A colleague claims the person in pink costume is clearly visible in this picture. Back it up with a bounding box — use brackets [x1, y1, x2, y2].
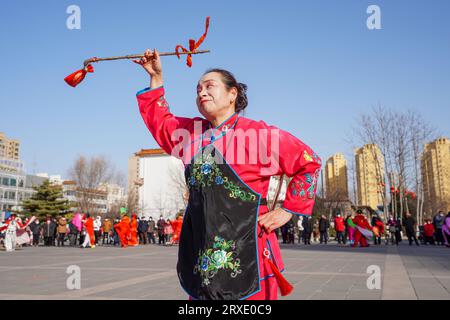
[443, 212, 450, 247]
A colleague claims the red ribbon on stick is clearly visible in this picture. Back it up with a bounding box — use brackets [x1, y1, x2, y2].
[176, 16, 210, 67]
[64, 17, 211, 87]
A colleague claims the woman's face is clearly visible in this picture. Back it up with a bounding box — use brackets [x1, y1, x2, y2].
[196, 72, 237, 120]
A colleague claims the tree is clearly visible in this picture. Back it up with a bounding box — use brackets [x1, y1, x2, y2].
[312, 196, 327, 221]
[351, 106, 436, 223]
[68, 155, 115, 213]
[408, 111, 436, 224]
[21, 180, 70, 218]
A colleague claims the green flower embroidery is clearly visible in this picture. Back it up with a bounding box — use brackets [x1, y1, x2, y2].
[194, 236, 242, 287]
[188, 152, 257, 202]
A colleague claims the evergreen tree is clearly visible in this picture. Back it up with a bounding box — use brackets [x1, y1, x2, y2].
[21, 180, 71, 218]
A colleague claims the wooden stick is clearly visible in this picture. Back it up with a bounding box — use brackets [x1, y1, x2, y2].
[258, 174, 285, 238]
[83, 50, 210, 67]
[271, 174, 285, 211]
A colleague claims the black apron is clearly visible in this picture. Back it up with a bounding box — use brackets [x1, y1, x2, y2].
[177, 144, 261, 300]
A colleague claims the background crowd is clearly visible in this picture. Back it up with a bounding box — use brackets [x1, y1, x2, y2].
[281, 210, 450, 248]
[0, 211, 184, 250]
[2, 209, 449, 251]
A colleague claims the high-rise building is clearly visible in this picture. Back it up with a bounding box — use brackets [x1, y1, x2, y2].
[0, 132, 20, 161]
[0, 132, 22, 173]
[325, 153, 349, 200]
[355, 144, 385, 210]
[422, 137, 450, 213]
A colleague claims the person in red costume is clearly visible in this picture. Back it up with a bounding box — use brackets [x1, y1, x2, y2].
[423, 218, 435, 245]
[133, 49, 321, 300]
[114, 214, 131, 248]
[128, 214, 139, 246]
[372, 215, 385, 245]
[352, 210, 373, 248]
[334, 213, 345, 244]
[170, 215, 184, 245]
[81, 213, 95, 248]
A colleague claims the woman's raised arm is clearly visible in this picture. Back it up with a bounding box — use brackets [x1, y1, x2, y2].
[134, 49, 200, 157]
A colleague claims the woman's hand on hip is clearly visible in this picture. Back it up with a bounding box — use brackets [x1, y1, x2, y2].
[258, 208, 292, 234]
[133, 48, 163, 88]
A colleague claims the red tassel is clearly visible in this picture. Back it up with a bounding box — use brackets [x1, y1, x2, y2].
[64, 64, 94, 87]
[267, 258, 293, 296]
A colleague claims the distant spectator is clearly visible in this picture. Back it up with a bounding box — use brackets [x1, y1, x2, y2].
[280, 223, 288, 244]
[387, 215, 399, 245]
[371, 214, 384, 245]
[164, 219, 173, 245]
[102, 218, 113, 245]
[94, 216, 102, 245]
[345, 213, 355, 246]
[313, 220, 319, 243]
[423, 218, 435, 245]
[29, 218, 41, 246]
[53, 217, 58, 246]
[286, 218, 295, 244]
[68, 219, 79, 247]
[57, 217, 68, 247]
[157, 215, 166, 245]
[433, 211, 445, 245]
[319, 215, 330, 244]
[302, 216, 312, 245]
[297, 216, 304, 244]
[42, 216, 57, 246]
[334, 213, 345, 244]
[112, 219, 120, 246]
[395, 218, 402, 243]
[403, 213, 419, 246]
[147, 217, 156, 244]
[138, 217, 149, 244]
[443, 212, 450, 247]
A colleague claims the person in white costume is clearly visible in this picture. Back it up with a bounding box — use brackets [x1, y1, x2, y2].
[3, 214, 20, 252]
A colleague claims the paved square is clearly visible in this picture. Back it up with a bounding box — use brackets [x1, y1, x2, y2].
[1, 242, 449, 300]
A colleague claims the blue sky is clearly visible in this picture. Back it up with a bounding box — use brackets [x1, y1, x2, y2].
[1, 0, 449, 183]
